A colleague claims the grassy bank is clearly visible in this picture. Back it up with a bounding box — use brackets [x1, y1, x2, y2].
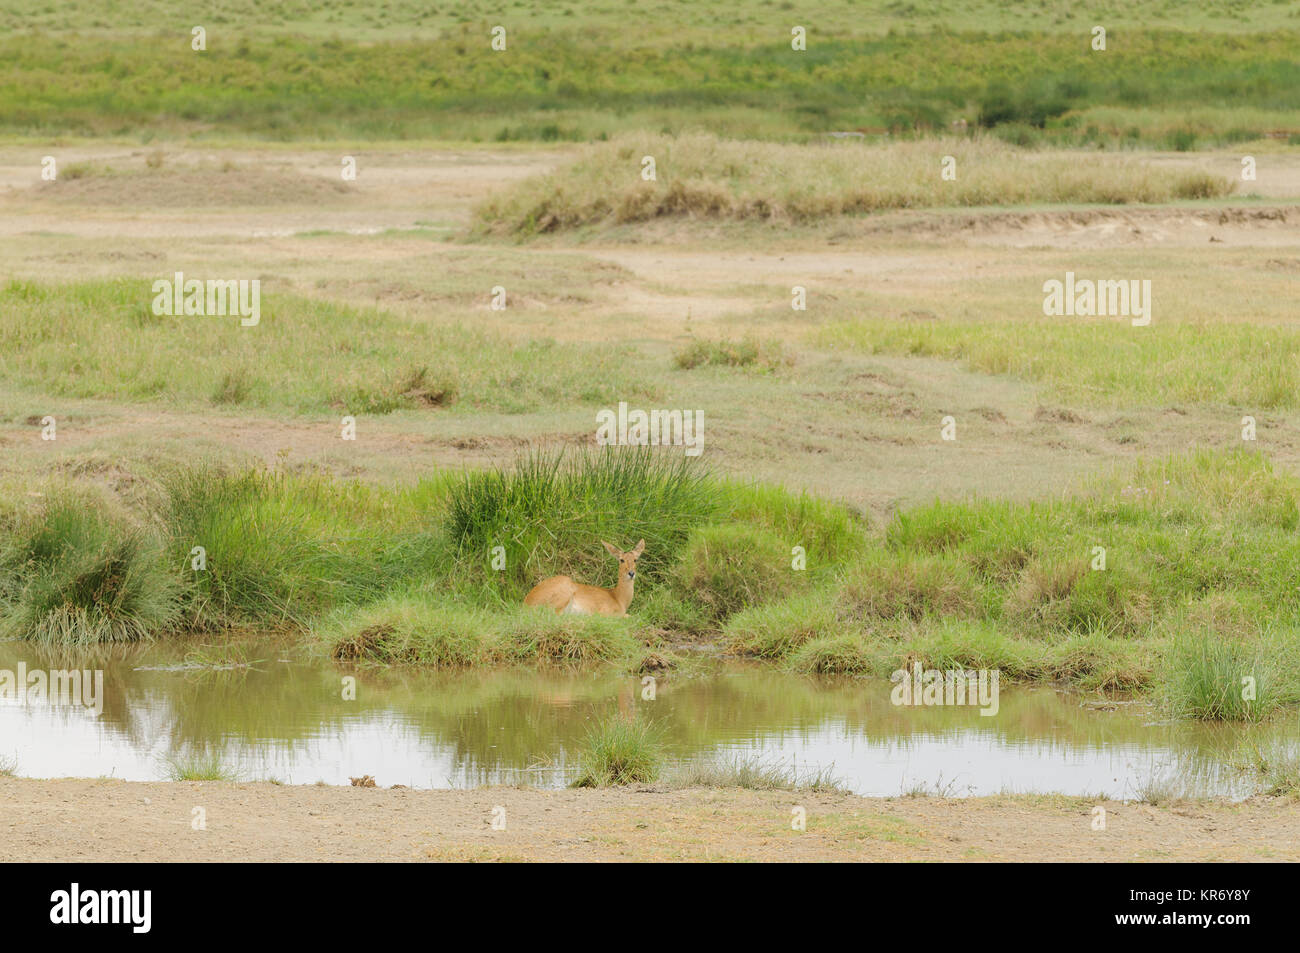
[3, 27, 1298, 144]
[722, 450, 1300, 720]
[475, 134, 1233, 235]
[2, 447, 1299, 721]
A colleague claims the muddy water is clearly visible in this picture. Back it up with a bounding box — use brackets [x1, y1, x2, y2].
[1, 640, 1293, 798]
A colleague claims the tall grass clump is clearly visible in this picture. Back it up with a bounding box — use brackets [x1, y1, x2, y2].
[162, 464, 446, 631]
[674, 336, 788, 372]
[445, 448, 721, 599]
[570, 714, 663, 787]
[897, 619, 1047, 681]
[1045, 630, 1153, 693]
[488, 610, 642, 665]
[722, 481, 866, 568]
[723, 591, 842, 659]
[837, 552, 985, 622]
[0, 495, 179, 644]
[1158, 630, 1300, 722]
[786, 634, 885, 676]
[162, 751, 240, 782]
[320, 595, 490, 667]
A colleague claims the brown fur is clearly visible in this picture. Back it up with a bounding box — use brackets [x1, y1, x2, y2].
[523, 540, 645, 617]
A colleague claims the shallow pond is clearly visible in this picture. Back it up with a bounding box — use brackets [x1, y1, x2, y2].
[1, 639, 1294, 798]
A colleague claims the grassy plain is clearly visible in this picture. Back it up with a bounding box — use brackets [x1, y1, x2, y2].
[1, 7, 1299, 731]
[2, 10, 1299, 145]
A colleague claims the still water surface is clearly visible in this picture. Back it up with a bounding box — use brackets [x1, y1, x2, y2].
[1, 640, 1293, 798]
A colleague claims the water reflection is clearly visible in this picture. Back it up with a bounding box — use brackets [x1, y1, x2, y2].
[1, 640, 1294, 797]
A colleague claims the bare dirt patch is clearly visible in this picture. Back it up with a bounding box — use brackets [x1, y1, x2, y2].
[0, 777, 1293, 862]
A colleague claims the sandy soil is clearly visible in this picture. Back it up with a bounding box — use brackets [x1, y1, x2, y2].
[1, 777, 1295, 862]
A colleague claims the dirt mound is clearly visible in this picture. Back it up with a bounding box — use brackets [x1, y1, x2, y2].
[881, 204, 1300, 249]
[909, 204, 1293, 234]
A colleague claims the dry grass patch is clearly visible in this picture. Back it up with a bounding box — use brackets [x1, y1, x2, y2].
[476, 133, 1235, 235]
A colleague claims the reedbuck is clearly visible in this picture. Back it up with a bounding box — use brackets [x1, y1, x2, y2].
[523, 540, 645, 617]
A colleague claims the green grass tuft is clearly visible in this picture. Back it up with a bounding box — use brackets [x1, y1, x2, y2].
[673, 523, 802, 625]
[162, 751, 240, 782]
[570, 714, 663, 787]
[674, 336, 788, 372]
[162, 463, 447, 631]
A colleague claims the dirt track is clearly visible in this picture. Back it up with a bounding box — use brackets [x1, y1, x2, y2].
[2, 777, 1295, 862]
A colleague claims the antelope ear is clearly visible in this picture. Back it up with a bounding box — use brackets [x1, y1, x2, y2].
[602, 540, 620, 557]
[632, 539, 645, 556]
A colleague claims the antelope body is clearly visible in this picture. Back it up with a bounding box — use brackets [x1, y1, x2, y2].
[524, 540, 645, 617]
